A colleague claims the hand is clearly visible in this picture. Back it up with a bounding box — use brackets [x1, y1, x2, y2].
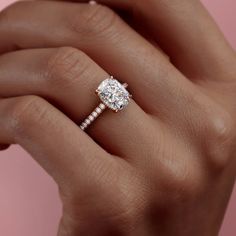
[0, 1, 235, 235]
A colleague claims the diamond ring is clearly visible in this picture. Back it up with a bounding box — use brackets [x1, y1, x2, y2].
[80, 76, 132, 131]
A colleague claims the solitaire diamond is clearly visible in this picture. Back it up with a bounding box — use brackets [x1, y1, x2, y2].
[80, 76, 131, 131]
[96, 77, 131, 112]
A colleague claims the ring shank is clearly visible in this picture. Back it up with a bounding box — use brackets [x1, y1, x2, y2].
[80, 103, 106, 131]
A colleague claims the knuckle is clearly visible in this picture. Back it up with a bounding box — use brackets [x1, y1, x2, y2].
[160, 160, 206, 200]
[172, 176, 202, 199]
[166, 176, 205, 201]
[8, 96, 50, 138]
[45, 47, 90, 88]
[69, 5, 117, 37]
[190, 92, 235, 170]
[204, 109, 235, 168]
[207, 111, 233, 143]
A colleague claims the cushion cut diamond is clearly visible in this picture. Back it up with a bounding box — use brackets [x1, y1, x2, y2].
[96, 77, 130, 111]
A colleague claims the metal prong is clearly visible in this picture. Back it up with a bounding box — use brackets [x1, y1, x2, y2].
[129, 94, 133, 98]
[89, 1, 97, 5]
[95, 89, 99, 95]
[123, 83, 128, 88]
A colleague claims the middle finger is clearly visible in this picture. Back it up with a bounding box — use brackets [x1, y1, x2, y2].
[0, 0, 191, 116]
[0, 47, 156, 159]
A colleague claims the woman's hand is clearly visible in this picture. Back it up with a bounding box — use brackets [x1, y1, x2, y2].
[0, 0, 235, 235]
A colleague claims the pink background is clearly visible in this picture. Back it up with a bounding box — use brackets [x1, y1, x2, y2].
[0, 0, 235, 235]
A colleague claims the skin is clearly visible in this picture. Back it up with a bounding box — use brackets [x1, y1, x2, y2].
[0, 0, 236, 235]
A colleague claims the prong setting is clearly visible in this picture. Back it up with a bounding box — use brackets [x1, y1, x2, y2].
[80, 76, 131, 131]
[123, 83, 128, 88]
[96, 76, 131, 112]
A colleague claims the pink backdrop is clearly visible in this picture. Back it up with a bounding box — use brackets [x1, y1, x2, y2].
[0, 0, 235, 235]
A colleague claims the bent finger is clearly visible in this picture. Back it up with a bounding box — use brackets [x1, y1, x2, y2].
[0, 47, 156, 160]
[72, 0, 236, 81]
[0, 0, 185, 113]
[0, 95, 113, 184]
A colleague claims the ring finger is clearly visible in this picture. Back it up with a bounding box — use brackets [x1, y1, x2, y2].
[0, 47, 157, 159]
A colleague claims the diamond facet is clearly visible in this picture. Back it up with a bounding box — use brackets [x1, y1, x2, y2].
[96, 78, 130, 111]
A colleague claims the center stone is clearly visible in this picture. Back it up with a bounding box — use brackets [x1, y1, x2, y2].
[96, 78, 130, 112]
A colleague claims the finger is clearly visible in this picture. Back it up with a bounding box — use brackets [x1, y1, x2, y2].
[136, 0, 235, 80]
[0, 0, 204, 143]
[72, 0, 235, 81]
[0, 0, 189, 115]
[0, 47, 156, 159]
[0, 95, 112, 183]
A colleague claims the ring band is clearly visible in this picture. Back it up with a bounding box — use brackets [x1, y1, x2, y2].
[80, 76, 132, 131]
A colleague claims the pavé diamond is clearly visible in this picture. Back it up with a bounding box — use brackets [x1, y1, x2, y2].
[96, 77, 130, 112]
